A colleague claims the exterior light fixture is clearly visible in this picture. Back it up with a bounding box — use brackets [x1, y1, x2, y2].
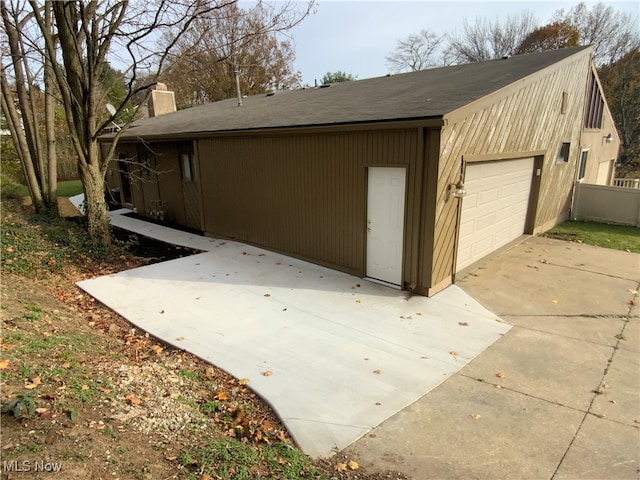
[449, 179, 467, 199]
[605, 133, 613, 143]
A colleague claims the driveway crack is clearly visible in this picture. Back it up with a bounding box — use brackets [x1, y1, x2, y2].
[550, 305, 634, 479]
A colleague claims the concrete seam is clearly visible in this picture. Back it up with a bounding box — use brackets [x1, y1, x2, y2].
[508, 324, 622, 349]
[550, 306, 632, 479]
[456, 373, 590, 413]
[543, 260, 638, 282]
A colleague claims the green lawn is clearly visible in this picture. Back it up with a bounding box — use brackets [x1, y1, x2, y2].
[16, 179, 83, 198]
[544, 220, 640, 254]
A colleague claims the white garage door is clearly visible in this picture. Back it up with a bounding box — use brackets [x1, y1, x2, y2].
[456, 158, 534, 271]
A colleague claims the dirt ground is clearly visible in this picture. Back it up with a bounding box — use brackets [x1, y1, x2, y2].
[0, 199, 408, 480]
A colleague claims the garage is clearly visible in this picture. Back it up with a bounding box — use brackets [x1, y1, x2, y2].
[456, 157, 535, 271]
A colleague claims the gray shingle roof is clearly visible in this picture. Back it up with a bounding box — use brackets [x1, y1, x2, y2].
[114, 46, 589, 140]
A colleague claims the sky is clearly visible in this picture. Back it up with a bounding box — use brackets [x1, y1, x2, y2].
[279, 0, 640, 85]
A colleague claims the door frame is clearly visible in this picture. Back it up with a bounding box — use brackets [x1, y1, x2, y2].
[364, 166, 407, 288]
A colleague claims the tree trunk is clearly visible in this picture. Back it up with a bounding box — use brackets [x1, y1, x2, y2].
[80, 160, 111, 247]
[44, 0, 58, 211]
[0, 69, 45, 212]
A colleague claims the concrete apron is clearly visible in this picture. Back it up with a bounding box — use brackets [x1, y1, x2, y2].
[75, 204, 510, 458]
[344, 236, 639, 479]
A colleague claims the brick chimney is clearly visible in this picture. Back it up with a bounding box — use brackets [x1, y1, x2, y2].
[148, 83, 176, 117]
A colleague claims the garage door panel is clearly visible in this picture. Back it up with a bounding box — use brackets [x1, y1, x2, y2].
[479, 188, 500, 205]
[456, 158, 534, 271]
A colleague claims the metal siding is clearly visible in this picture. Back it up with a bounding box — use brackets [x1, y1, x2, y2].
[154, 143, 187, 226]
[198, 130, 418, 278]
[433, 53, 592, 285]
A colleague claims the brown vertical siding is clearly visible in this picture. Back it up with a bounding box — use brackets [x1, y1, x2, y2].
[151, 143, 186, 225]
[197, 129, 419, 278]
[433, 50, 592, 285]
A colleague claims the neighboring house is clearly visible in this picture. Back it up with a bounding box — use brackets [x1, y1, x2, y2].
[101, 46, 620, 296]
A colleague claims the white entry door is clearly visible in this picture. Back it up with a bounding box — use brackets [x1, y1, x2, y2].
[366, 167, 406, 286]
[456, 158, 534, 271]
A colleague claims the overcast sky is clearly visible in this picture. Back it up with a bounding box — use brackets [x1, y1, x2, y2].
[283, 0, 639, 85]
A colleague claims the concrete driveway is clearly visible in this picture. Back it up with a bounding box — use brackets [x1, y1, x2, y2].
[75, 207, 510, 458]
[345, 236, 639, 479]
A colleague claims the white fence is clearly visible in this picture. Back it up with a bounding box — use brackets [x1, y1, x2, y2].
[573, 182, 640, 227]
[612, 178, 640, 189]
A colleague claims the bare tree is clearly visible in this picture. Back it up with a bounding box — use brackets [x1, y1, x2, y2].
[385, 29, 443, 73]
[2, 1, 313, 246]
[160, 2, 310, 107]
[446, 12, 538, 63]
[553, 2, 640, 66]
[1, 0, 57, 212]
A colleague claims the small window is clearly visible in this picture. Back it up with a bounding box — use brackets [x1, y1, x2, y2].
[584, 72, 604, 129]
[180, 153, 193, 181]
[556, 142, 570, 164]
[561, 91, 568, 114]
[577, 150, 588, 180]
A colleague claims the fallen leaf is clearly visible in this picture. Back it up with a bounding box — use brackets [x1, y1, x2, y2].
[449, 351, 458, 356]
[214, 390, 229, 401]
[262, 420, 276, 431]
[416, 312, 422, 316]
[263, 370, 273, 377]
[62, 362, 71, 369]
[629, 289, 638, 295]
[25, 376, 42, 389]
[348, 460, 359, 470]
[551, 299, 559, 304]
[125, 394, 142, 405]
[373, 369, 382, 375]
[238, 378, 250, 385]
[335, 463, 347, 472]
[81, 384, 90, 391]
[35, 408, 48, 414]
[101, 388, 112, 394]
[458, 322, 469, 326]
[495, 372, 505, 378]
[0, 359, 9, 370]
[495, 318, 505, 323]
[264, 293, 271, 297]
[471, 414, 481, 420]
[355, 299, 361, 303]
[200, 474, 213, 480]
[151, 345, 164, 355]
[176, 336, 185, 341]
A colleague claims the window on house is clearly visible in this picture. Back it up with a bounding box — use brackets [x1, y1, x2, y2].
[178, 141, 195, 182]
[578, 150, 588, 180]
[561, 91, 568, 114]
[180, 153, 193, 181]
[556, 142, 570, 164]
[584, 72, 604, 129]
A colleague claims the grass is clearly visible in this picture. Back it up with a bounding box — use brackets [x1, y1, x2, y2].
[15, 179, 83, 198]
[178, 439, 326, 480]
[544, 220, 640, 253]
[1, 200, 121, 276]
